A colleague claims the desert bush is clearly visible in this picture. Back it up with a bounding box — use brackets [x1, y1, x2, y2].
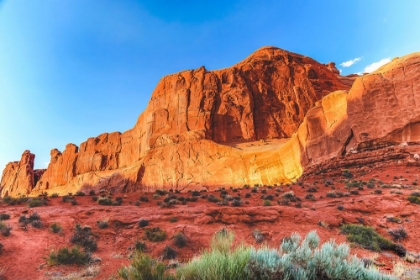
[89, 190, 96, 196]
[177, 230, 250, 280]
[138, 219, 149, 228]
[252, 229, 264, 243]
[231, 199, 242, 207]
[47, 246, 90, 265]
[337, 205, 345, 211]
[97, 220, 109, 229]
[145, 227, 166, 242]
[118, 253, 175, 280]
[50, 223, 62, 234]
[75, 191, 85, 196]
[343, 169, 353, 179]
[28, 198, 47, 208]
[350, 190, 359, 195]
[247, 231, 394, 280]
[50, 193, 59, 198]
[374, 189, 383, 194]
[140, 196, 149, 202]
[191, 190, 201, 197]
[407, 195, 420, 204]
[135, 241, 146, 252]
[0, 222, 11, 237]
[307, 187, 317, 193]
[341, 224, 405, 256]
[173, 232, 187, 248]
[31, 220, 43, 228]
[305, 194, 316, 201]
[28, 212, 41, 222]
[70, 224, 97, 252]
[169, 217, 178, 223]
[162, 245, 177, 260]
[263, 200, 271, 206]
[388, 227, 408, 241]
[98, 197, 113, 205]
[283, 191, 295, 199]
[0, 214, 10, 220]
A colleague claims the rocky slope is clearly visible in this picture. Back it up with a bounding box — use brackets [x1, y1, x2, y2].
[1, 48, 420, 196]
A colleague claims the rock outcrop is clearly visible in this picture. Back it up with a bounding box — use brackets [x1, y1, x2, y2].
[1, 47, 419, 196]
[0, 151, 45, 196]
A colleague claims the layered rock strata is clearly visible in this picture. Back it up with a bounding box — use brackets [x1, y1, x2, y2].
[1, 48, 419, 196]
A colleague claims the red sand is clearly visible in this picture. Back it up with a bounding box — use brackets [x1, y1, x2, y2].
[1, 163, 420, 279]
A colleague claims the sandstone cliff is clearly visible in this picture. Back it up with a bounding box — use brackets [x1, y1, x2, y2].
[2, 47, 419, 196]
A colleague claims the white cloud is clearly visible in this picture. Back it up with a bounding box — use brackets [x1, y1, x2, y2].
[340, 57, 361, 67]
[363, 58, 391, 73]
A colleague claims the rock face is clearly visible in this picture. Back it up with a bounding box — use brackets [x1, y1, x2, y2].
[0, 151, 45, 196]
[1, 47, 419, 196]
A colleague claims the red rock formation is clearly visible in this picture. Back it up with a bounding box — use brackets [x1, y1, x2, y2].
[0, 150, 45, 196]
[3, 47, 419, 196]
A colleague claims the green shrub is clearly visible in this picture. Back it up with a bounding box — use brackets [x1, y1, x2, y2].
[341, 224, 405, 256]
[173, 232, 187, 248]
[98, 197, 113, 205]
[138, 219, 149, 228]
[28, 198, 47, 208]
[97, 220, 108, 229]
[408, 195, 420, 204]
[0, 222, 11, 237]
[70, 224, 97, 252]
[162, 245, 177, 260]
[135, 241, 146, 252]
[177, 230, 250, 280]
[50, 223, 62, 234]
[47, 246, 90, 265]
[118, 253, 175, 280]
[170, 217, 178, 223]
[145, 227, 166, 242]
[0, 214, 10, 220]
[263, 200, 271, 206]
[75, 191, 85, 196]
[50, 193, 59, 198]
[247, 231, 394, 280]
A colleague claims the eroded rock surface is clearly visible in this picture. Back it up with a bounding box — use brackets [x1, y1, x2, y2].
[2, 48, 420, 196]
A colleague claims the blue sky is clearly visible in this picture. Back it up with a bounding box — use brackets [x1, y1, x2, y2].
[0, 0, 419, 172]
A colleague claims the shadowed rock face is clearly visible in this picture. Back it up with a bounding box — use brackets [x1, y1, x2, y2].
[2, 48, 419, 196]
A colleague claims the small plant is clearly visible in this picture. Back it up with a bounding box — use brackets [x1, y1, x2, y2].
[374, 189, 383, 194]
[169, 217, 178, 223]
[341, 224, 405, 256]
[408, 195, 420, 204]
[343, 169, 353, 179]
[145, 227, 166, 242]
[134, 241, 146, 252]
[0, 222, 11, 236]
[138, 219, 149, 228]
[50, 193, 59, 198]
[307, 187, 317, 193]
[252, 229, 264, 243]
[50, 223, 62, 234]
[263, 200, 271, 206]
[231, 199, 242, 207]
[388, 227, 408, 241]
[337, 205, 345, 211]
[326, 191, 337, 198]
[89, 190, 96, 196]
[173, 232, 187, 248]
[162, 245, 177, 260]
[350, 190, 359, 195]
[70, 224, 97, 252]
[98, 197, 113, 205]
[47, 246, 90, 265]
[283, 191, 295, 199]
[28, 198, 47, 208]
[140, 196, 149, 202]
[118, 253, 175, 280]
[0, 214, 10, 220]
[31, 220, 43, 228]
[97, 220, 109, 229]
[75, 191, 86, 196]
[386, 216, 402, 224]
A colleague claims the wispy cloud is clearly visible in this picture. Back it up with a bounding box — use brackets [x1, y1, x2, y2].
[363, 58, 391, 73]
[340, 57, 361, 67]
